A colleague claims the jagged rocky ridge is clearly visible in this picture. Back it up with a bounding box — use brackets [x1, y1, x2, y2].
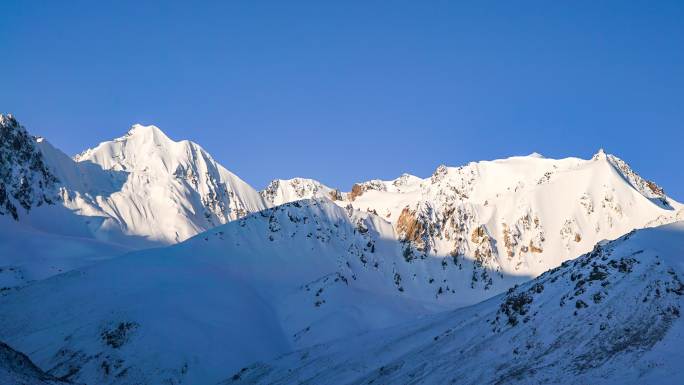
[260, 178, 341, 206]
[0, 114, 58, 220]
[230, 221, 684, 385]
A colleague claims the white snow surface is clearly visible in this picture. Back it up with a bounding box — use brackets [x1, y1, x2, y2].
[2, 196, 682, 385]
[232, 221, 684, 385]
[0, 213, 129, 289]
[0, 199, 445, 384]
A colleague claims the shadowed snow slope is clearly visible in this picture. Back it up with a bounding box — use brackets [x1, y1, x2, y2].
[231, 221, 684, 385]
[0, 199, 458, 384]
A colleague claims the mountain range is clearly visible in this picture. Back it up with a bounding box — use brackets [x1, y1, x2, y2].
[0, 113, 682, 384]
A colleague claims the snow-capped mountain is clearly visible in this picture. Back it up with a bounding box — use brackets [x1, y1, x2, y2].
[231, 221, 684, 385]
[339, 150, 683, 289]
[2, 113, 683, 384]
[1, 116, 272, 289]
[7, 114, 682, 291]
[67, 124, 268, 245]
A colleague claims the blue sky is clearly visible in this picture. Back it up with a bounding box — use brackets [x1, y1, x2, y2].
[2, 1, 683, 198]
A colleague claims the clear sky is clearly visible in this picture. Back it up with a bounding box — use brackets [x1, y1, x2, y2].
[2, 1, 683, 198]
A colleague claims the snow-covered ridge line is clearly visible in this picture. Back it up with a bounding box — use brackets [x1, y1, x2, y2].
[260, 177, 342, 206]
[4, 113, 683, 294]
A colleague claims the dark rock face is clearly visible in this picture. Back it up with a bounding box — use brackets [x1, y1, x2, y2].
[0, 114, 58, 220]
[0, 340, 66, 384]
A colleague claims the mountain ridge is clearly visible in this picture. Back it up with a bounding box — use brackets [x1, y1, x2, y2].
[2, 113, 682, 292]
[1, 114, 683, 384]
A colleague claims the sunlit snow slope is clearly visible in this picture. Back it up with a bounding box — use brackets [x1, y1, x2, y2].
[68, 124, 268, 245]
[334, 151, 683, 287]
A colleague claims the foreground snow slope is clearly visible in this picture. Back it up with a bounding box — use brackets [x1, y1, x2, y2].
[232, 222, 684, 385]
[0, 199, 451, 385]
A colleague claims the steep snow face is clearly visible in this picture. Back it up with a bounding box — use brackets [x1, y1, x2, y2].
[344, 152, 683, 289]
[0, 114, 58, 220]
[232, 222, 684, 385]
[260, 178, 341, 206]
[64, 124, 268, 245]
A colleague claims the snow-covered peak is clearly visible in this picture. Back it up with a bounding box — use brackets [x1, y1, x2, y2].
[125, 123, 168, 138]
[75, 124, 182, 172]
[110, 123, 174, 148]
[592, 147, 608, 161]
[64, 124, 269, 244]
